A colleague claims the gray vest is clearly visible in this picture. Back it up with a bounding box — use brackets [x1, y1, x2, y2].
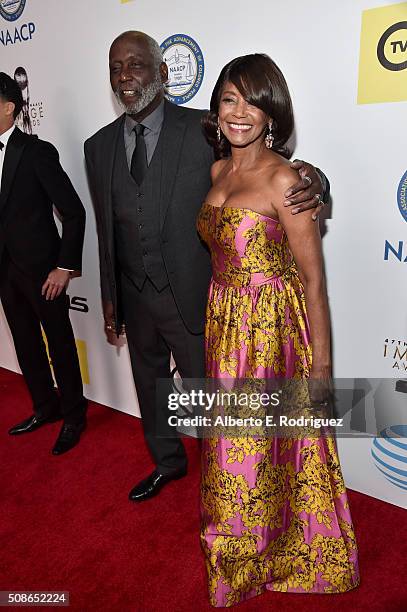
[111, 131, 168, 291]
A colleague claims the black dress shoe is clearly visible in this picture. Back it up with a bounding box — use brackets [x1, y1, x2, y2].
[129, 468, 187, 502]
[52, 420, 86, 455]
[8, 413, 62, 435]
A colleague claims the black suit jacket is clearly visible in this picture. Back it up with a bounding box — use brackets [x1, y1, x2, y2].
[0, 127, 86, 279]
[84, 100, 214, 335]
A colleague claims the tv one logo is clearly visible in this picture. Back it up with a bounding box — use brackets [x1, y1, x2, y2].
[358, 3, 407, 104]
[377, 21, 407, 71]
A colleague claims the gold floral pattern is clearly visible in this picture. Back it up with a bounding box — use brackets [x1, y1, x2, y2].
[197, 203, 360, 607]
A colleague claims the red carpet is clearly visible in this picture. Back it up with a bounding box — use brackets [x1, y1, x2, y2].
[0, 367, 406, 612]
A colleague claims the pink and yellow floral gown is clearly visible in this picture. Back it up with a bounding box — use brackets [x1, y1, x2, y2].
[196, 202, 360, 607]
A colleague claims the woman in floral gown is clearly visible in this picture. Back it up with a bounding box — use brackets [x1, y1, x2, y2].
[196, 54, 360, 607]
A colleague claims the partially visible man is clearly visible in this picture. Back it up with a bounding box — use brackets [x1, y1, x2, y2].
[0, 72, 87, 455]
[85, 31, 328, 501]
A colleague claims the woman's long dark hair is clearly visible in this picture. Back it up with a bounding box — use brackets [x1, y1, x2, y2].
[202, 53, 294, 159]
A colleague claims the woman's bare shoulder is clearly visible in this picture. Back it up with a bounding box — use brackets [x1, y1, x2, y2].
[210, 158, 229, 183]
[267, 158, 298, 197]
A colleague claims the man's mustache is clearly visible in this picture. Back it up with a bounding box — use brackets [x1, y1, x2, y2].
[116, 85, 143, 97]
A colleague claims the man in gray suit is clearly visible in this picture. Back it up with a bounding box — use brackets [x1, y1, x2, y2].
[85, 31, 327, 502]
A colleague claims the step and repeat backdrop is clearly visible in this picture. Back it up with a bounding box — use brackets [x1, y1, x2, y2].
[1, 0, 406, 507]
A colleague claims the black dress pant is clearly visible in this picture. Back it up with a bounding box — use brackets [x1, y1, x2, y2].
[0, 255, 86, 424]
[121, 275, 205, 475]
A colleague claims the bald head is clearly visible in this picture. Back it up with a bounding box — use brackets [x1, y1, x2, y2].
[110, 31, 163, 68]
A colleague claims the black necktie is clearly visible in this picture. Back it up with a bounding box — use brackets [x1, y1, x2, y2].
[131, 124, 147, 186]
[0, 142, 4, 151]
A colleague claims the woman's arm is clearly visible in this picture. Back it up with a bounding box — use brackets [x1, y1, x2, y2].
[270, 165, 331, 381]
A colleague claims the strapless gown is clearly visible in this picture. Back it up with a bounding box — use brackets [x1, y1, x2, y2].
[196, 202, 360, 607]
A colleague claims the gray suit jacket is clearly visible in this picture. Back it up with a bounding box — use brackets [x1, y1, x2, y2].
[84, 100, 214, 334]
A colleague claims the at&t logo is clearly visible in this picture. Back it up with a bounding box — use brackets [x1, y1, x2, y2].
[372, 425, 407, 490]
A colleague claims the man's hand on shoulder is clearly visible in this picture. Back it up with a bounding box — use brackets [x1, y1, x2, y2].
[285, 159, 325, 221]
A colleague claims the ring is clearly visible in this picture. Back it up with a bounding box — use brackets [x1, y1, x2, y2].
[315, 194, 324, 205]
[304, 176, 312, 186]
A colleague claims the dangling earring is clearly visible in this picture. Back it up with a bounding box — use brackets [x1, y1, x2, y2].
[217, 118, 221, 143]
[265, 121, 274, 149]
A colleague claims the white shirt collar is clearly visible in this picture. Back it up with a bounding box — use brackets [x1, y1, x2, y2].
[0, 124, 16, 151]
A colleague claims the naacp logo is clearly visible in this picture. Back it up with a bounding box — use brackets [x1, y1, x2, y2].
[0, 0, 26, 21]
[383, 171, 407, 263]
[377, 21, 407, 71]
[397, 170, 407, 222]
[160, 34, 204, 105]
[0, 0, 34, 45]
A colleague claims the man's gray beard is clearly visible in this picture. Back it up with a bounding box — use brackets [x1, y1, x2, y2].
[115, 76, 163, 115]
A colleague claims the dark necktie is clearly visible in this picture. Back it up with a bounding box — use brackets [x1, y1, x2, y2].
[131, 124, 147, 186]
[0, 142, 4, 151]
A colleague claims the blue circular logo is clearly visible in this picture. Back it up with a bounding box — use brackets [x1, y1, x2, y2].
[397, 170, 407, 223]
[372, 425, 407, 490]
[0, 0, 26, 21]
[160, 34, 204, 105]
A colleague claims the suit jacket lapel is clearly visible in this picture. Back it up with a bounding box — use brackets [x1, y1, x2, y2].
[0, 127, 27, 214]
[100, 114, 125, 250]
[159, 100, 187, 231]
